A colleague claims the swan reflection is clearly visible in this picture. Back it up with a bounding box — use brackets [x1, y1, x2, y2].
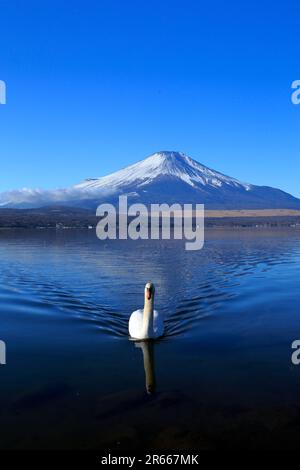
[135, 340, 156, 394]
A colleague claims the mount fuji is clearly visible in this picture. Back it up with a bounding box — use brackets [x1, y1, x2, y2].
[1, 151, 300, 210]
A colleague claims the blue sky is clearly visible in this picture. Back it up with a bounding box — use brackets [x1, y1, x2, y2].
[1, 0, 300, 196]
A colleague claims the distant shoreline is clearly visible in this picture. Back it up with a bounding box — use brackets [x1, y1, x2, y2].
[0, 207, 300, 229]
[205, 209, 300, 217]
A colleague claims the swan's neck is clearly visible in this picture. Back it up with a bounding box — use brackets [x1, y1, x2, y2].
[142, 297, 154, 338]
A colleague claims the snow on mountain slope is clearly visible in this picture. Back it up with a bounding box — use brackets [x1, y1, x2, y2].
[1, 151, 300, 210]
[74, 151, 252, 192]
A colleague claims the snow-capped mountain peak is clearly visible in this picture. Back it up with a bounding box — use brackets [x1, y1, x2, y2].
[1, 151, 300, 210]
[74, 151, 251, 192]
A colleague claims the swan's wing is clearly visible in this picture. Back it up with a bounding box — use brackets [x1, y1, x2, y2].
[128, 309, 143, 339]
[153, 310, 164, 337]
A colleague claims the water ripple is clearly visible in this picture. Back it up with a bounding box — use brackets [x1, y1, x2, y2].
[1, 230, 300, 339]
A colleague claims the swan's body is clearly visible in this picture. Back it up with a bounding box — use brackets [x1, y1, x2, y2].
[129, 283, 164, 340]
[129, 308, 163, 340]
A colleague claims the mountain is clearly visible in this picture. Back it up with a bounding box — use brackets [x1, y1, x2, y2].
[1, 151, 300, 210]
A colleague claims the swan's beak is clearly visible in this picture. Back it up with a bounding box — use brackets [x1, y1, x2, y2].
[146, 287, 152, 300]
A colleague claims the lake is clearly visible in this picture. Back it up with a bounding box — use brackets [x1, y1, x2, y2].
[1, 229, 300, 450]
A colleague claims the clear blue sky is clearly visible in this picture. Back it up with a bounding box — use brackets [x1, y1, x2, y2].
[1, 0, 300, 196]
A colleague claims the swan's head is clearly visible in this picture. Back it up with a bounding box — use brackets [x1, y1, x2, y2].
[145, 282, 155, 301]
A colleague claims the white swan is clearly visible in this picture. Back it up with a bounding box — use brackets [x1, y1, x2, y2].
[129, 282, 164, 340]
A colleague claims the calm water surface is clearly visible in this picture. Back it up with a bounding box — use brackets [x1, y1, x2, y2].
[1, 229, 300, 449]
